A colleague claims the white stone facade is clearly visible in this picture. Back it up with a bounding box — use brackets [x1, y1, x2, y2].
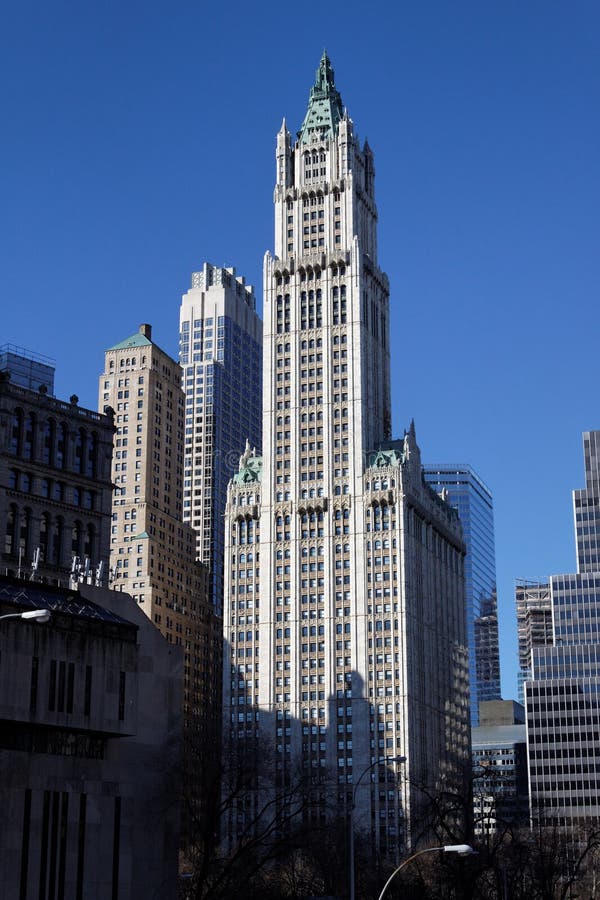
[223, 54, 469, 855]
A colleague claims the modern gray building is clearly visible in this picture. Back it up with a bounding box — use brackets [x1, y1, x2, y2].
[526, 431, 600, 826]
[0, 575, 182, 900]
[423, 465, 501, 725]
[179, 263, 262, 615]
[223, 53, 470, 859]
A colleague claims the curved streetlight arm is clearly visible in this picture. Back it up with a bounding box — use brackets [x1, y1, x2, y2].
[0, 609, 51, 623]
[352, 755, 407, 807]
[377, 844, 475, 900]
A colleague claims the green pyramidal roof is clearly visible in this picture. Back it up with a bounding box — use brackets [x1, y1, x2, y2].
[298, 51, 344, 144]
[106, 332, 152, 351]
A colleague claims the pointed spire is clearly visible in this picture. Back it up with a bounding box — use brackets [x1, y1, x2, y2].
[298, 52, 344, 144]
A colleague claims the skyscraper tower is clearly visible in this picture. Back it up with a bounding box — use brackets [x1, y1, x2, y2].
[423, 465, 501, 725]
[179, 264, 262, 613]
[223, 54, 470, 856]
[100, 325, 219, 740]
[526, 431, 600, 825]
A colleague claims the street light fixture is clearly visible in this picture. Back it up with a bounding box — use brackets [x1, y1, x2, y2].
[0, 609, 51, 624]
[349, 755, 406, 900]
[377, 843, 476, 900]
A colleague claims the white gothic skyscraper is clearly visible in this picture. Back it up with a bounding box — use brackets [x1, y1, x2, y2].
[223, 54, 470, 855]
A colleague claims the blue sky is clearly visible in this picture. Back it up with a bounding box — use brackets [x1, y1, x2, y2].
[1, 2, 599, 699]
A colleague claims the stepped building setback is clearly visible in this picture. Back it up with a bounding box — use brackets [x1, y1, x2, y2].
[223, 53, 470, 856]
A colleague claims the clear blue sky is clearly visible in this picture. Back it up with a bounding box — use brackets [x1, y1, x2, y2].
[1, 2, 599, 699]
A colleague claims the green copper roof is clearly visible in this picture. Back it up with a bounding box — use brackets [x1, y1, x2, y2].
[233, 441, 263, 484]
[106, 332, 152, 351]
[298, 51, 344, 144]
[367, 447, 403, 470]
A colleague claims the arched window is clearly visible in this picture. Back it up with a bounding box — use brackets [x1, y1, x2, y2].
[51, 517, 64, 565]
[11, 409, 23, 455]
[19, 507, 31, 556]
[84, 524, 94, 559]
[71, 521, 83, 557]
[42, 418, 56, 465]
[4, 504, 17, 555]
[86, 432, 97, 477]
[39, 513, 50, 561]
[56, 423, 68, 469]
[23, 413, 35, 460]
[75, 428, 86, 474]
[9, 469, 18, 489]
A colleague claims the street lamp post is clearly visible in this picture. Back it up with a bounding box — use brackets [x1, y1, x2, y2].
[377, 843, 476, 900]
[349, 755, 405, 900]
[0, 609, 51, 623]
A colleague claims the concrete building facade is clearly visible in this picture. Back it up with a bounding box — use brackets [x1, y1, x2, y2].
[0, 575, 182, 900]
[223, 53, 470, 858]
[179, 262, 262, 615]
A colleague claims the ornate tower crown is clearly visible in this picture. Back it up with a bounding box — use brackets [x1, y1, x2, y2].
[297, 50, 344, 144]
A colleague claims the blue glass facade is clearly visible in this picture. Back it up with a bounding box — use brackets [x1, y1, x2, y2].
[423, 464, 501, 725]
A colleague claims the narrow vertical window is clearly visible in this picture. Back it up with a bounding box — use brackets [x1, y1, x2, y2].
[29, 657, 39, 712]
[48, 659, 57, 711]
[118, 672, 126, 721]
[57, 660, 66, 713]
[112, 796, 122, 900]
[39, 791, 51, 897]
[76, 794, 87, 900]
[57, 792, 69, 897]
[19, 789, 31, 900]
[84, 666, 92, 716]
[66, 663, 75, 714]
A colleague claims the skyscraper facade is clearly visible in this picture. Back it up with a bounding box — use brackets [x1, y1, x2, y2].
[423, 465, 501, 725]
[100, 325, 219, 739]
[223, 54, 470, 856]
[526, 431, 600, 825]
[179, 264, 262, 614]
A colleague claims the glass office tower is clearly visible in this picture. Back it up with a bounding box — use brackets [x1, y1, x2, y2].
[423, 464, 501, 725]
[179, 263, 262, 614]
